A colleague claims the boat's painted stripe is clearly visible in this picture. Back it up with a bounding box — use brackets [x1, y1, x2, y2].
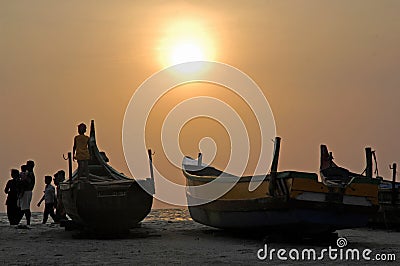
[343, 195, 372, 206]
[295, 192, 327, 202]
[295, 192, 373, 206]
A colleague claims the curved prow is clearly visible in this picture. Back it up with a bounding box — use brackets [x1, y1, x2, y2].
[320, 145, 351, 183]
[90, 119, 96, 140]
[88, 120, 109, 163]
[320, 145, 338, 171]
[85, 120, 130, 181]
[88, 120, 100, 163]
[320, 145, 367, 186]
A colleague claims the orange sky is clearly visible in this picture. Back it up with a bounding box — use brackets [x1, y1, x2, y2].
[1, 1, 400, 212]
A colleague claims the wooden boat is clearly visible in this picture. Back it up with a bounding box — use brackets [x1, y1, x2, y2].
[182, 138, 380, 235]
[370, 163, 400, 229]
[60, 120, 154, 233]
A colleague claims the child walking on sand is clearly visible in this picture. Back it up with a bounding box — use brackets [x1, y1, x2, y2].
[73, 123, 90, 178]
[37, 176, 56, 224]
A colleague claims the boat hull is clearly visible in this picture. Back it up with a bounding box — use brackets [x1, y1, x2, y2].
[183, 157, 380, 234]
[61, 179, 153, 232]
[60, 121, 154, 233]
[188, 195, 376, 234]
[369, 183, 400, 229]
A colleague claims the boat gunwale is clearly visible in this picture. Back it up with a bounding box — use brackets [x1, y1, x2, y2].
[183, 164, 381, 185]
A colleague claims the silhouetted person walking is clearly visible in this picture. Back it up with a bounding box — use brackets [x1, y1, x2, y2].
[37, 176, 56, 224]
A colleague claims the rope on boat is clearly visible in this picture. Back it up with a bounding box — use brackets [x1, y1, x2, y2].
[360, 168, 366, 175]
[359, 150, 379, 177]
[372, 150, 379, 177]
[344, 176, 357, 191]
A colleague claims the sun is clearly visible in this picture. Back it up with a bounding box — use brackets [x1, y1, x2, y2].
[159, 19, 215, 68]
[170, 41, 205, 65]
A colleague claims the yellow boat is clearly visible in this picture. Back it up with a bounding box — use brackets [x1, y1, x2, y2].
[183, 138, 380, 235]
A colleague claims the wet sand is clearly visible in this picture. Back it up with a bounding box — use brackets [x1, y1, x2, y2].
[0, 209, 399, 265]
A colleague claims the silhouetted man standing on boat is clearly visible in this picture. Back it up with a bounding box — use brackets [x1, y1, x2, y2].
[73, 123, 90, 178]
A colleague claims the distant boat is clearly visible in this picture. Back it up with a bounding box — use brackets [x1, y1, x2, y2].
[60, 120, 154, 233]
[182, 137, 380, 235]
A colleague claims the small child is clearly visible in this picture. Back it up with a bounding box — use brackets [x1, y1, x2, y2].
[73, 123, 90, 178]
[53, 170, 67, 222]
[37, 176, 56, 224]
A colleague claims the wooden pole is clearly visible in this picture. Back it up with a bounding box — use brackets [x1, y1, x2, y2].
[68, 152, 73, 180]
[198, 153, 202, 167]
[271, 137, 281, 173]
[365, 147, 373, 178]
[148, 149, 154, 181]
[147, 149, 155, 195]
[269, 137, 281, 196]
[392, 163, 397, 205]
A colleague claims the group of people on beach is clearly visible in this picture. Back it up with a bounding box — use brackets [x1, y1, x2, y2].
[4, 122, 91, 227]
[4, 161, 35, 226]
[3, 123, 90, 227]
[4, 161, 67, 227]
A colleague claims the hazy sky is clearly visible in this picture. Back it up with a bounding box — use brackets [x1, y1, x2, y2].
[1, 1, 399, 212]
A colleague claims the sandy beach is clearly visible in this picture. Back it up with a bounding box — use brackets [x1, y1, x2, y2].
[0, 209, 398, 265]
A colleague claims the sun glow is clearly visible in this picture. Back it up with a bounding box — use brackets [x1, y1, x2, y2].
[170, 41, 205, 65]
[159, 19, 215, 68]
